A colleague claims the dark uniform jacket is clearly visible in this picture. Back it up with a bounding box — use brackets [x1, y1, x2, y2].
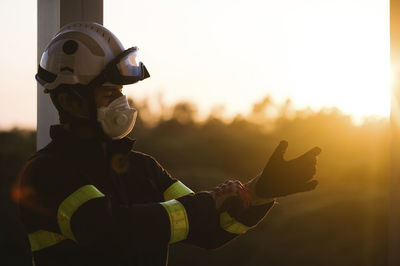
[17, 125, 274, 266]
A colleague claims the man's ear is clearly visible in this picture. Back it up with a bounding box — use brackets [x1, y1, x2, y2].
[57, 91, 89, 118]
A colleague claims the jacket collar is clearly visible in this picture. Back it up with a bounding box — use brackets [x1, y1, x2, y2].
[49, 124, 135, 154]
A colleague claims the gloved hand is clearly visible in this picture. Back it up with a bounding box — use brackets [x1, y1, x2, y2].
[210, 180, 251, 212]
[255, 140, 321, 198]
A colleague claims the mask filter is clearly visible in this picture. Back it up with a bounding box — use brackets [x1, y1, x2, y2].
[97, 95, 137, 139]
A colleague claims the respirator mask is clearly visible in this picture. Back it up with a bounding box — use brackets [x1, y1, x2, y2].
[97, 95, 137, 139]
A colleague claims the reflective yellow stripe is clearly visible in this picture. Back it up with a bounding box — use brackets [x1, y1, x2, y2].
[220, 211, 255, 234]
[163, 181, 253, 236]
[160, 199, 189, 244]
[57, 185, 105, 242]
[163, 181, 194, 201]
[28, 230, 66, 252]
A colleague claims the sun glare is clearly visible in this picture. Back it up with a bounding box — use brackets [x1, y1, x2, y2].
[278, 1, 390, 122]
[287, 28, 390, 122]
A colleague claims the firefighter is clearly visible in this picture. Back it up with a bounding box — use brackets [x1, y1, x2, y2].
[16, 22, 320, 266]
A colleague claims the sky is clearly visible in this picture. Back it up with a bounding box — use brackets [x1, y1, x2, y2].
[0, 0, 390, 129]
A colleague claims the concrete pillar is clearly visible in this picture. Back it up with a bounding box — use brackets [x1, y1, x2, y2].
[390, 0, 400, 265]
[37, 0, 103, 150]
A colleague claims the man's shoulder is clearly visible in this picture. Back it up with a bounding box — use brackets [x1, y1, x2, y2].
[129, 150, 161, 167]
[128, 150, 171, 173]
[129, 150, 155, 160]
[128, 150, 175, 190]
[19, 142, 65, 182]
[24, 147, 57, 170]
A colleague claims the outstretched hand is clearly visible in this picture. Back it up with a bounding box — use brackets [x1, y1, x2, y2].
[255, 140, 321, 199]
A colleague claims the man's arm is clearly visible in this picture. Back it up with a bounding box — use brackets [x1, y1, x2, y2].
[18, 154, 238, 255]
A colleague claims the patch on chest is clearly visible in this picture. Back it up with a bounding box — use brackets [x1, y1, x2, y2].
[111, 153, 130, 174]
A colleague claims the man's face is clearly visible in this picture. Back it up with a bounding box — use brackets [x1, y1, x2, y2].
[94, 85, 123, 108]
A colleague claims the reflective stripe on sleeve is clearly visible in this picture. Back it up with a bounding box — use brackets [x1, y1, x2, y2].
[163, 181, 194, 201]
[160, 199, 189, 244]
[57, 184, 105, 242]
[28, 230, 66, 252]
[220, 211, 255, 235]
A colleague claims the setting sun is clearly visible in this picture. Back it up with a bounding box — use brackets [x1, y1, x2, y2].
[284, 3, 390, 121]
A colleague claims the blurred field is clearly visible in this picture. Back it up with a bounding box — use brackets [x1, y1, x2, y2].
[0, 97, 390, 265]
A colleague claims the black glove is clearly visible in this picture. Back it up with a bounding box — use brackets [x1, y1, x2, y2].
[255, 140, 321, 198]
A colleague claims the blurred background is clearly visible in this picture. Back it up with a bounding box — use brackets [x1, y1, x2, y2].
[0, 0, 390, 265]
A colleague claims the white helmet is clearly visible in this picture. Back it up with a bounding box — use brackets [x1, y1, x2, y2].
[36, 21, 149, 92]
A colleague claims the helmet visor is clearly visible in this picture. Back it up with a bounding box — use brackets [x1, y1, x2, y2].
[95, 47, 150, 86]
[116, 49, 142, 77]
